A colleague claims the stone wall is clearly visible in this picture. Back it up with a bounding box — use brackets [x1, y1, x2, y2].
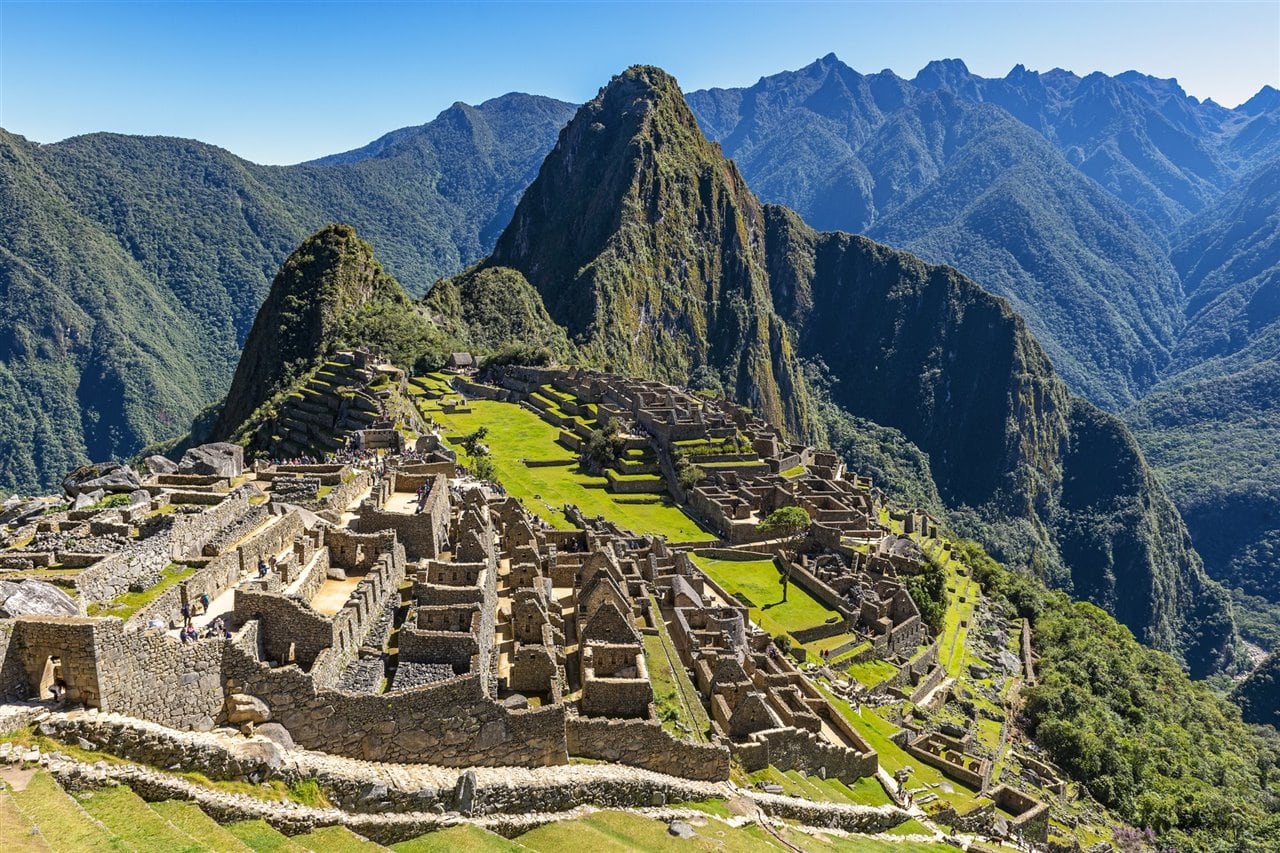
[4, 617, 106, 705]
[75, 532, 174, 606]
[94, 621, 228, 730]
[565, 716, 730, 781]
[223, 642, 569, 767]
[735, 725, 878, 784]
[169, 488, 253, 561]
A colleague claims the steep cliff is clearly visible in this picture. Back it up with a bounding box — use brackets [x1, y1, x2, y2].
[486, 66, 813, 438]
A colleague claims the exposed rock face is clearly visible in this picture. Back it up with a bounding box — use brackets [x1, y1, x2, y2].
[484, 65, 814, 438]
[62, 462, 142, 497]
[180, 442, 245, 478]
[0, 579, 79, 617]
[144, 455, 179, 475]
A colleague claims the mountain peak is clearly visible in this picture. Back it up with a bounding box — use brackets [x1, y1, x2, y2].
[1239, 84, 1280, 115]
[912, 58, 980, 99]
[212, 224, 413, 439]
[485, 65, 809, 434]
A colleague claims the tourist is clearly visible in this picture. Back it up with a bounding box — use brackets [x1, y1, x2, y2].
[180, 601, 191, 621]
[200, 593, 211, 613]
[257, 558, 269, 578]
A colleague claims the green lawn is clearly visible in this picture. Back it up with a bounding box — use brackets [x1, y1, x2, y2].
[844, 657, 898, 689]
[691, 555, 835, 644]
[815, 684, 982, 811]
[515, 809, 771, 852]
[392, 824, 523, 852]
[420, 395, 707, 541]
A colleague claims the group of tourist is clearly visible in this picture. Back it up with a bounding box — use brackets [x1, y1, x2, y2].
[178, 615, 229, 642]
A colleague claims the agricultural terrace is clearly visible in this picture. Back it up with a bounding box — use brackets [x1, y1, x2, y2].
[414, 381, 707, 541]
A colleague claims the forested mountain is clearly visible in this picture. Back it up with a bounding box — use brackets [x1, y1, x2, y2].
[684, 54, 1277, 408]
[3, 54, 1276, 667]
[686, 55, 1280, 638]
[1128, 159, 1280, 616]
[437, 66, 1235, 675]
[0, 94, 573, 495]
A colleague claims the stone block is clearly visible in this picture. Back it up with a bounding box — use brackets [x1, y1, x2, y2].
[225, 693, 271, 724]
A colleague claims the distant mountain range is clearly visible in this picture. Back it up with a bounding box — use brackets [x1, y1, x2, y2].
[1, 55, 1277, 654]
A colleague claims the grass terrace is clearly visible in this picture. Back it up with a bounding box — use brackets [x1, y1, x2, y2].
[690, 555, 845, 662]
[418, 391, 707, 541]
[644, 597, 712, 742]
[86, 563, 197, 620]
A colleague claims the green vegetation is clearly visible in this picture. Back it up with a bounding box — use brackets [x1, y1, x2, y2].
[289, 826, 383, 852]
[392, 825, 523, 852]
[148, 801, 254, 852]
[959, 538, 1280, 851]
[755, 506, 810, 540]
[87, 563, 197, 619]
[225, 819, 310, 852]
[691, 555, 834, 655]
[8, 772, 131, 852]
[75, 784, 205, 853]
[423, 396, 705, 540]
[901, 554, 948, 634]
[642, 611, 712, 741]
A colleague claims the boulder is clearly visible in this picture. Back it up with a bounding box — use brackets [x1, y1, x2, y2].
[128, 489, 151, 507]
[502, 694, 529, 710]
[0, 580, 79, 618]
[997, 649, 1022, 675]
[668, 820, 695, 839]
[144, 455, 179, 475]
[0, 499, 48, 525]
[180, 443, 244, 478]
[455, 769, 477, 816]
[225, 693, 271, 724]
[71, 491, 100, 511]
[256, 722, 295, 751]
[233, 738, 283, 773]
[62, 463, 142, 497]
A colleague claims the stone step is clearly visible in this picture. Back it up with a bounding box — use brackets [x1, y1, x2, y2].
[9, 771, 129, 853]
[226, 818, 313, 852]
[149, 801, 254, 852]
[77, 782, 211, 852]
[0, 784, 51, 852]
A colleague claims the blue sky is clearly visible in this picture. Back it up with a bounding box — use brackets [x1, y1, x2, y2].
[2, 0, 1277, 164]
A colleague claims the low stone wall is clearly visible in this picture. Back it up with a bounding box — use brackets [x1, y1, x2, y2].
[735, 725, 877, 784]
[75, 532, 174, 606]
[169, 489, 253, 561]
[224, 641, 568, 768]
[565, 716, 730, 781]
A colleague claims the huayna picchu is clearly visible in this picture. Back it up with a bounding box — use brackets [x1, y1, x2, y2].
[2, 62, 1277, 853]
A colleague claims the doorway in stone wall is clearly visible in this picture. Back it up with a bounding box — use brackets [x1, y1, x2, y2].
[36, 655, 63, 701]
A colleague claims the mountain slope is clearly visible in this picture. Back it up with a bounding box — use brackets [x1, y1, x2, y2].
[211, 224, 446, 450]
[486, 66, 814, 437]
[436, 65, 1235, 674]
[0, 94, 573, 493]
[1123, 159, 1280, 610]
[686, 55, 1188, 408]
